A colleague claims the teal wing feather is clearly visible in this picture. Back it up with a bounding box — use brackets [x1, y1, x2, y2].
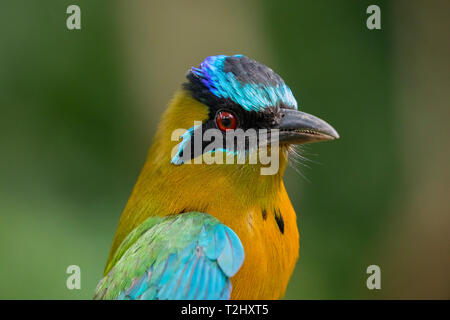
[94, 212, 245, 300]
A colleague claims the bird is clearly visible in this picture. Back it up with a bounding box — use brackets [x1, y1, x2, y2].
[94, 54, 339, 300]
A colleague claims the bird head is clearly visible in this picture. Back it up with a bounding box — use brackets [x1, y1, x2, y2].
[152, 54, 339, 178]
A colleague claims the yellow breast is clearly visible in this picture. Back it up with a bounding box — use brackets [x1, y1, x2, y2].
[215, 182, 299, 300]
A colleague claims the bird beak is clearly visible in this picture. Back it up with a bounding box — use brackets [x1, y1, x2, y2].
[277, 108, 339, 145]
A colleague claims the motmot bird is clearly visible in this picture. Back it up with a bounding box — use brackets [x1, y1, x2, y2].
[94, 55, 339, 300]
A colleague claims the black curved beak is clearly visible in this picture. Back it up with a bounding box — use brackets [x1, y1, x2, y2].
[277, 108, 339, 145]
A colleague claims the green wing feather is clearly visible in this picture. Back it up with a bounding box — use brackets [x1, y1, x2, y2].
[94, 212, 245, 300]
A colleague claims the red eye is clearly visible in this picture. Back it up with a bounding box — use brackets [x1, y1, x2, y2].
[216, 111, 237, 131]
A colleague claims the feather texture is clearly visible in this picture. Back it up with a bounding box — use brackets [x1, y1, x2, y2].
[94, 212, 244, 300]
[191, 55, 298, 111]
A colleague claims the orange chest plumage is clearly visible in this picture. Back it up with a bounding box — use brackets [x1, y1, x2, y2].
[212, 186, 300, 300]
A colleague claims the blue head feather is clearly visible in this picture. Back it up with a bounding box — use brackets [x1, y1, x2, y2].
[171, 125, 199, 165]
[191, 54, 298, 111]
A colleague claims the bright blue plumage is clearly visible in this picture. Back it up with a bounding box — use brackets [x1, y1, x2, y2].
[171, 124, 199, 165]
[192, 54, 298, 111]
[94, 212, 245, 300]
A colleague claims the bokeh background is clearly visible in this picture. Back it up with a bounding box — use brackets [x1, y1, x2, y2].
[0, 0, 449, 299]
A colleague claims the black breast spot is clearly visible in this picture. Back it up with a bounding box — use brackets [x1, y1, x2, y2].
[274, 210, 285, 234]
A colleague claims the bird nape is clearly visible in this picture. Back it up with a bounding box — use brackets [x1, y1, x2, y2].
[94, 54, 339, 300]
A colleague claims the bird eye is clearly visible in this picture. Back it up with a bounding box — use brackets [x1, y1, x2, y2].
[216, 111, 237, 131]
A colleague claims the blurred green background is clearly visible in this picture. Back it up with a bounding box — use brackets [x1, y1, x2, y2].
[0, 0, 449, 299]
